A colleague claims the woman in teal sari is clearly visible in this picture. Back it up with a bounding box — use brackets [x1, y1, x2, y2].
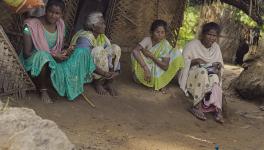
[131, 20, 184, 92]
[21, 0, 95, 103]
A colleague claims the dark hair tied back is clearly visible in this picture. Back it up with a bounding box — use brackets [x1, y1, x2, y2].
[46, 0, 65, 12]
[201, 22, 221, 35]
[150, 19, 168, 33]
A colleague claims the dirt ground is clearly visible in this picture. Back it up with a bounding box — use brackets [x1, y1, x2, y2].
[14, 53, 264, 150]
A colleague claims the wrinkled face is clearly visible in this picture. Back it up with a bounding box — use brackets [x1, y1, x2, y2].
[45, 5, 63, 24]
[202, 29, 218, 48]
[93, 17, 106, 34]
[152, 26, 166, 42]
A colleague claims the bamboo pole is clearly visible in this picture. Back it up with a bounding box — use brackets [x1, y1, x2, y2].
[81, 93, 95, 108]
[1, 97, 10, 112]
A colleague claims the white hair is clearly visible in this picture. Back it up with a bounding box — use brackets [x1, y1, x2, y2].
[85, 12, 103, 30]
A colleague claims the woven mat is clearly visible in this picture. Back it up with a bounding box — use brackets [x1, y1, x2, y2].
[0, 25, 35, 98]
[105, 0, 186, 48]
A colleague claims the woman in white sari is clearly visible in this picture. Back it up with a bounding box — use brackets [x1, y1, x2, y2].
[179, 22, 224, 123]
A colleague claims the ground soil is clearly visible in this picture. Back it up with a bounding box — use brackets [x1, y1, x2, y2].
[13, 53, 264, 150]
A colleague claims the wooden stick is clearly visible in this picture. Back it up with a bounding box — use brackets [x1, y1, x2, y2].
[81, 93, 95, 108]
[1, 97, 10, 112]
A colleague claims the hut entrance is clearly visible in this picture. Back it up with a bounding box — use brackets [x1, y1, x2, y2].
[72, 0, 186, 52]
[73, 0, 109, 33]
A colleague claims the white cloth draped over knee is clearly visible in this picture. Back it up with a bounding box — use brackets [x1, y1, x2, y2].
[91, 44, 121, 79]
[187, 67, 220, 106]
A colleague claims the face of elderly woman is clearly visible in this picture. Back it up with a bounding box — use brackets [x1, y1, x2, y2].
[202, 29, 218, 48]
[93, 17, 106, 34]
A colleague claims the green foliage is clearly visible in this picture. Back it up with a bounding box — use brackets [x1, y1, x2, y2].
[177, 6, 200, 49]
[235, 10, 257, 27]
[176, 4, 264, 49]
[235, 10, 264, 36]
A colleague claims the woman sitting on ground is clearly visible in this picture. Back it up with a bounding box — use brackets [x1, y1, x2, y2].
[178, 22, 224, 123]
[21, 0, 96, 103]
[70, 12, 121, 96]
[131, 19, 184, 92]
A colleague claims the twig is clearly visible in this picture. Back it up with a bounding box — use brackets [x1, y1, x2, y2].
[1, 97, 10, 112]
[81, 93, 96, 108]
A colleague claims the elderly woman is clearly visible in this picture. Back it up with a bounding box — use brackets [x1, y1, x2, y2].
[21, 0, 96, 103]
[179, 22, 224, 123]
[131, 19, 184, 92]
[70, 12, 121, 96]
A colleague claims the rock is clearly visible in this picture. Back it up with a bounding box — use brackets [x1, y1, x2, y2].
[234, 58, 264, 98]
[0, 100, 3, 108]
[234, 38, 264, 99]
[0, 107, 74, 150]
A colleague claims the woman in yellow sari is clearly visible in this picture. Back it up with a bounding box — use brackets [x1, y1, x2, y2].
[131, 20, 184, 91]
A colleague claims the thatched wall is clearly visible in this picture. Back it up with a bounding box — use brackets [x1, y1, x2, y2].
[105, 0, 186, 51]
[0, 0, 80, 50]
[0, 0, 187, 97]
[0, 25, 35, 97]
[0, 0, 186, 51]
[0, 2, 24, 52]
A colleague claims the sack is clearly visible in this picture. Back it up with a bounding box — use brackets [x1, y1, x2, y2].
[200, 63, 219, 75]
[206, 66, 219, 75]
[3, 0, 44, 13]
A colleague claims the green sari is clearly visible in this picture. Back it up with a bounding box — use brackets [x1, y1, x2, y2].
[20, 26, 96, 100]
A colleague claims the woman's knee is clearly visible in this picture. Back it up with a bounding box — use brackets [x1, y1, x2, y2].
[92, 46, 107, 56]
[197, 67, 208, 74]
[209, 74, 220, 84]
[35, 50, 50, 56]
[111, 44, 121, 56]
[34, 51, 53, 60]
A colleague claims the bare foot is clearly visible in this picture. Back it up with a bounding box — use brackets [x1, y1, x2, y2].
[189, 107, 207, 121]
[215, 111, 224, 124]
[95, 83, 108, 95]
[160, 87, 168, 94]
[40, 89, 53, 104]
[105, 83, 118, 96]
[259, 105, 264, 111]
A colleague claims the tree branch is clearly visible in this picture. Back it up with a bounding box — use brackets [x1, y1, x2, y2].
[220, 0, 263, 25]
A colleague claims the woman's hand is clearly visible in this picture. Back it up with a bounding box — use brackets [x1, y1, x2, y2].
[141, 49, 154, 59]
[211, 62, 222, 78]
[62, 46, 75, 56]
[212, 62, 222, 69]
[143, 66, 151, 82]
[53, 52, 68, 62]
[191, 58, 207, 67]
[195, 58, 207, 65]
[105, 71, 119, 79]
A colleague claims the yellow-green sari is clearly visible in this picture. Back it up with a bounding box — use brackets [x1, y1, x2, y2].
[132, 39, 184, 90]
